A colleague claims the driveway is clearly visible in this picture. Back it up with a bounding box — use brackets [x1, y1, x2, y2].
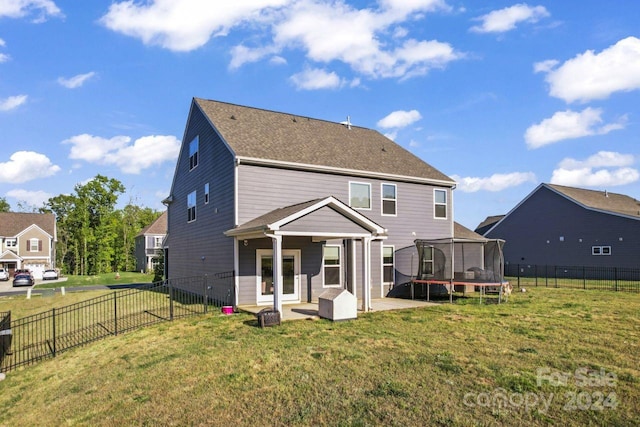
[0, 277, 68, 296]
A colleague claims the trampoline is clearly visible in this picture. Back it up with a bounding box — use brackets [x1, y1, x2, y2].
[410, 234, 508, 303]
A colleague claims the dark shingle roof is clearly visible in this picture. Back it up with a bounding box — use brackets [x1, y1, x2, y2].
[475, 215, 505, 235]
[454, 222, 487, 241]
[0, 212, 56, 238]
[194, 98, 454, 184]
[228, 199, 324, 235]
[136, 211, 167, 237]
[547, 184, 640, 218]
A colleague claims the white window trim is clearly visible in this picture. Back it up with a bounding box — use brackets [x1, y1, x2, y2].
[592, 246, 611, 256]
[30, 238, 39, 252]
[322, 244, 342, 288]
[5, 238, 17, 248]
[382, 245, 395, 285]
[349, 181, 372, 210]
[381, 183, 397, 217]
[204, 182, 210, 204]
[434, 188, 447, 220]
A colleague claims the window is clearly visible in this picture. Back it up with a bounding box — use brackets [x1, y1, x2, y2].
[349, 182, 371, 209]
[383, 246, 394, 284]
[434, 189, 447, 219]
[323, 245, 341, 287]
[421, 246, 434, 278]
[204, 183, 210, 204]
[187, 191, 197, 222]
[5, 238, 16, 248]
[28, 238, 41, 252]
[153, 236, 163, 248]
[189, 136, 199, 170]
[592, 246, 611, 256]
[381, 183, 397, 216]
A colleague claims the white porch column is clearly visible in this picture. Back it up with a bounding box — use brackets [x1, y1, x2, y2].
[361, 237, 372, 312]
[269, 234, 283, 315]
[350, 239, 357, 299]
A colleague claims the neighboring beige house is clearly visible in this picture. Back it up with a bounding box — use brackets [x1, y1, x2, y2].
[0, 212, 57, 279]
[135, 212, 167, 273]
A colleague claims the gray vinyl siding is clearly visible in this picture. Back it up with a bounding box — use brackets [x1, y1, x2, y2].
[237, 236, 322, 304]
[237, 163, 453, 295]
[486, 185, 640, 268]
[167, 104, 236, 279]
[280, 206, 371, 234]
[134, 235, 145, 272]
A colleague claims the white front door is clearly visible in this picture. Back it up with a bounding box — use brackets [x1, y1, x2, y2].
[256, 249, 300, 304]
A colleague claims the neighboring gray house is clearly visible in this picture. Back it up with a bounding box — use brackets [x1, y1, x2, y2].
[164, 98, 457, 312]
[135, 211, 167, 273]
[482, 183, 640, 269]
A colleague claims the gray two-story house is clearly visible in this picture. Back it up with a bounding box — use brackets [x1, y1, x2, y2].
[164, 98, 456, 313]
[135, 211, 167, 273]
[482, 183, 640, 270]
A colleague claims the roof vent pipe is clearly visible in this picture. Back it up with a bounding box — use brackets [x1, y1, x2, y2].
[346, 116, 351, 130]
[605, 190, 608, 197]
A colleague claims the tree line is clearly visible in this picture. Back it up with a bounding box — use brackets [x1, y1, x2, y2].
[1, 175, 163, 276]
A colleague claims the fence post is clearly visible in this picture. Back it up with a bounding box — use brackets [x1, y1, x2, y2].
[113, 292, 118, 336]
[203, 275, 208, 314]
[169, 279, 174, 321]
[583, 267, 586, 290]
[615, 268, 618, 292]
[52, 308, 56, 357]
[516, 264, 520, 289]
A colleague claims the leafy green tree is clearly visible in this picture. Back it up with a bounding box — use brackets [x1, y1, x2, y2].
[0, 197, 10, 212]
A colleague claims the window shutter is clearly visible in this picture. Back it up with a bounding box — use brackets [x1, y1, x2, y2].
[39, 240, 43, 251]
[27, 240, 31, 251]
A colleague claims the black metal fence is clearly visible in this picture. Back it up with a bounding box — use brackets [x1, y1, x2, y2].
[0, 272, 234, 373]
[505, 264, 640, 292]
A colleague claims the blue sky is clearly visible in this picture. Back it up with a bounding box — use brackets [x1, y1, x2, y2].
[1, 0, 639, 230]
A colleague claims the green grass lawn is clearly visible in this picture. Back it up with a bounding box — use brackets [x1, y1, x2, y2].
[0, 287, 638, 426]
[35, 271, 155, 289]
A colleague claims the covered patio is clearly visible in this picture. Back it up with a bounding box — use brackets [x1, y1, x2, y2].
[238, 297, 438, 321]
[226, 196, 388, 313]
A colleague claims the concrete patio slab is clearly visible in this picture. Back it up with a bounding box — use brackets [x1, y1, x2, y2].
[238, 298, 438, 321]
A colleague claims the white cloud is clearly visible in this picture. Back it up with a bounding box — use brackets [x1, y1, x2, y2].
[0, 53, 9, 63]
[0, 151, 61, 184]
[63, 134, 181, 174]
[0, 95, 28, 111]
[273, 1, 462, 80]
[551, 151, 639, 187]
[57, 72, 96, 89]
[533, 59, 557, 73]
[0, 0, 63, 22]
[524, 107, 626, 149]
[6, 189, 52, 208]
[100, 0, 290, 52]
[101, 0, 462, 82]
[540, 36, 640, 103]
[0, 38, 4, 47]
[470, 3, 549, 33]
[289, 67, 343, 90]
[377, 109, 422, 129]
[452, 172, 536, 192]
